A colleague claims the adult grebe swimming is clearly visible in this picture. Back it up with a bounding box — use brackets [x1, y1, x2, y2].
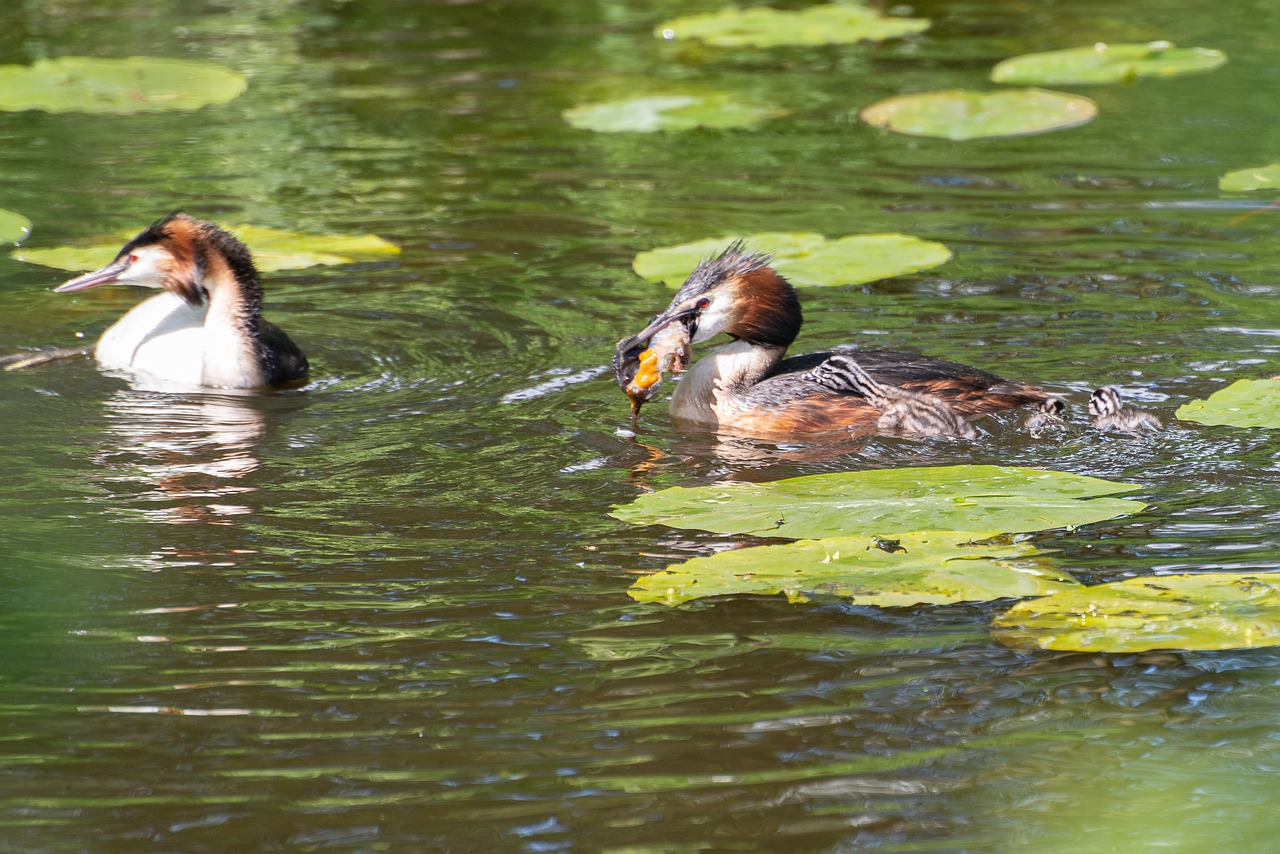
[614, 243, 1061, 438]
[54, 212, 307, 389]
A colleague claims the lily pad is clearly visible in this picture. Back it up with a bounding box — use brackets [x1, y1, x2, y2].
[0, 209, 31, 245]
[1175, 379, 1280, 428]
[563, 93, 785, 133]
[0, 56, 247, 114]
[1219, 164, 1280, 192]
[612, 465, 1147, 540]
[12, 225, 399, 273]
[990, 41, 1227, 86]
[633, 232, 952, 287]
[657, 4, 930, 48]
[860, 88, 1097, 140]
[631, 531, 1080, 607]
[994, 573, 1280, 652]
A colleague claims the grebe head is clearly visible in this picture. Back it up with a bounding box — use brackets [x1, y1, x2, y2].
[630, 242, 803, 348]
[53, 212, 241, 307]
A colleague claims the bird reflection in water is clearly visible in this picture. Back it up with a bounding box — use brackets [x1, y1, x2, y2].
[93, 389, 268, 525]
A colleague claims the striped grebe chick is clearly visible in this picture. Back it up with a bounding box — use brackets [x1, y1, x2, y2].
[54, 212, 307, 390]
[1089, 386, 1162, 434]
[804, 353, 976, 439]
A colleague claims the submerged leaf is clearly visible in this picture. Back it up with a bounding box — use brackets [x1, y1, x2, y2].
[633, 232, 951, 287]
[12, 225, 399, 273]
[0, 209, 31, 245]
[1219, 164, 1280, 192]
[0, 56, 247, 114]
[612, 465, 1147, 540]
[860, 88, 1097, 140]
[990, 42, 1227, 86]
[631, 531, 1080, 607]
[994, 573, 1280, 652]
[1175, 379, 1280, 428]
[657, 4, 930, 48]
[563, 93, 786, 133]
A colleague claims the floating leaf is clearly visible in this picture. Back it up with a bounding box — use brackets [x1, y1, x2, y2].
[1219, 164, 1280, 192]
[612, 465, 1147, 540]
[631, 531, 1080, 607]
[12, 225, 399, 273]
[0, 57, 247, 114]
[657, 4, 930, 48]
[633, 232, 951, 287]
[1175, 379, 1280, 428]
[994, 573, 1280, 652]
[860, 89, 1097, 140]
[563, 93, 785, 133]
[0, 209, 31, 245]
[991, 42, 1227, 86]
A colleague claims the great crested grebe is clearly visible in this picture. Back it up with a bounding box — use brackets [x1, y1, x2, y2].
[53, 212, 307, 389]
[614, 243, 1061, 438]
[1089, 386, 1162, 434]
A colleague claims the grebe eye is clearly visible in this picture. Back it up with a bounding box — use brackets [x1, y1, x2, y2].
[128, 254, 139, 264]
[696, 297, 710, 309]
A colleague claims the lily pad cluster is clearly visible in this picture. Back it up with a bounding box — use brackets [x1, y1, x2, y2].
[633, 232, 952, 288]
[564, 2, 929, 133]
[862, 40, 1224, 140]
[618, 465, 1280, 652]
[12, 224, 400, 273]
[0, 56, 247, 114]
[614, 464, 1144, 607]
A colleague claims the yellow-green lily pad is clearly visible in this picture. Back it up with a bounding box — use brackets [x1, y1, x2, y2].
[994, 573, 1280, 652]
[860, 88, 1097, 140]
[1175, 378, 1280, 428]
[0, 56, 247, 114]
[612, 465, 1147, 540]
[1219, 164, 1280, 192]
[633, 232, 952, 287]
[12, 225, 399, 273]
[991, 41, 1227, 86]
[657, 3, 930, 48]
[563, 93, 786, 133]
[0, 209, 31, 245]
[631, 531, 1080, 607]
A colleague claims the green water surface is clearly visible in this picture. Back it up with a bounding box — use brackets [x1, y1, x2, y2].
[2, 0, 1280, 850]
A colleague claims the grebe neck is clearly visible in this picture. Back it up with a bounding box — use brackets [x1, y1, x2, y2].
[199, 255, 268, 388]
[670, 339, 786, 425]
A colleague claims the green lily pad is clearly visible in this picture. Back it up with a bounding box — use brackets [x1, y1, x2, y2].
[994, 573, 1280, 652]
[612, 465, 1147, 540]
[563, 93, 786, 132]
[631, 531, 1080, 607]
[657, 4, 930, 48]
[0, 209, 31, 245]
[12, 225, 399, 273]
[633, 232, 952, 287]
[0, 56, 247, 114]
[1175, 379, 1280, 428]
[990, 41, 1227, 86]
[860, 88, 1097, 140]
[1219, 164, 1280, 192]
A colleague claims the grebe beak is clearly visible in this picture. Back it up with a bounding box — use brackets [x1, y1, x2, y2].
[53, 257, 132, 293]
[630, 304, 701, 344]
